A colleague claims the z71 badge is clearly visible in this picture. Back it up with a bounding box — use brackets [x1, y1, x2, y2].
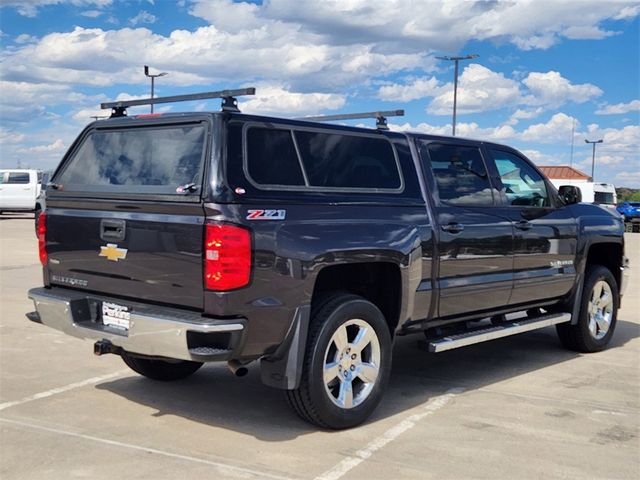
[246, 209, 286, 220]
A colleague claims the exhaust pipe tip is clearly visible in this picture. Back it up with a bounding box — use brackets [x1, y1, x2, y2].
[227, 360, 249, 377]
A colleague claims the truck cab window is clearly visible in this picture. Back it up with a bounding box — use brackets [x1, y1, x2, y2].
[491, 150, 549, 207]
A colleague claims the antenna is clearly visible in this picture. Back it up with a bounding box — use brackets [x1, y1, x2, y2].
[101, 88, 256, 118]
[295, 110, 404, 130]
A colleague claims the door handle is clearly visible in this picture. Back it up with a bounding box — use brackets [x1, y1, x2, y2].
[514, 220, 532, 230]
[441, 223, 464, 234]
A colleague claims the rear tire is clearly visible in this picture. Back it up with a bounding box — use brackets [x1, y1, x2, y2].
[286, 293, 392, 429]
[556, 265, 618, 353]
[121, 351, 203, 381]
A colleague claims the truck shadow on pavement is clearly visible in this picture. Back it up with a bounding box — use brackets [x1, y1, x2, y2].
[96, 319, 639, 441]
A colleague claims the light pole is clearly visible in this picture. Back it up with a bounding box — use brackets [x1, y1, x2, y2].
[585, 139, 603, 181]
[144, 65, 168, 113]
[436, 54, 479, 136]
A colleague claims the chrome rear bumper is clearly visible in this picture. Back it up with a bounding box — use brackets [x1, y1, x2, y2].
[28, 287, 245, 362]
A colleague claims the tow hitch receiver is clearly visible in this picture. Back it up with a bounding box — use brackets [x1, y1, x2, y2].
[94, 340, 120, 356]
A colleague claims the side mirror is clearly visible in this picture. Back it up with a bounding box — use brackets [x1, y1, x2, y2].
[558, 185, 582, 205]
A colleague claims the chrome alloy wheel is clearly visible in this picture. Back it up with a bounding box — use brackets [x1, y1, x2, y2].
[588, 280, 614, 340]
[323, 319, 381, 409]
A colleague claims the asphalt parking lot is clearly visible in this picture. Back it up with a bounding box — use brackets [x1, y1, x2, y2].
[1, 213, 638, 480]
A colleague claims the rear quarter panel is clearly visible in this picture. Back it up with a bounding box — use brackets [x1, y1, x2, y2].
[203, 203, 430, 357]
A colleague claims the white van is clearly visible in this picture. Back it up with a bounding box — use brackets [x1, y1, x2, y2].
[548, 180, 617, 209]
[0, 169, 43, 213]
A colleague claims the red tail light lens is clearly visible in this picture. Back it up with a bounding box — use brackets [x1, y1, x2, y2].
[204, 224, 251, 291]
[37, 212, 47, 266]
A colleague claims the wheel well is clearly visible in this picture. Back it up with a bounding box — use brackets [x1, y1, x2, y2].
[586, 242, 622, 289]
[312, 262, 401, 335]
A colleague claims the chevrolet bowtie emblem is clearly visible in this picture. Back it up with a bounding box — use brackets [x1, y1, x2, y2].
[99, 243, 128, 262]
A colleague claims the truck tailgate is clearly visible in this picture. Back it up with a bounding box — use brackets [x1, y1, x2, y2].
[46, 204, 204, 309]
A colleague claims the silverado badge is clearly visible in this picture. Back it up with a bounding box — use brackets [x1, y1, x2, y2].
[99, 243, 128, 262]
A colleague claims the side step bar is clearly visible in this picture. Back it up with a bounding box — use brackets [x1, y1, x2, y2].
[429, 313, 571, 353]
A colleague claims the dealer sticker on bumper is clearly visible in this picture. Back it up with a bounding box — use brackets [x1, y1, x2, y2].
[102, 302, 131, 331]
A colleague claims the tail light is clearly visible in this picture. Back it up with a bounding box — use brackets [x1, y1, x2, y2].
[37, 212, 47, 266]
[204, 224, 251, 291]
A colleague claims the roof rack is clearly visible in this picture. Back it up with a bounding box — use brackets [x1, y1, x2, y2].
[295, 109, 404, 130]
[101, 87, 256, 118]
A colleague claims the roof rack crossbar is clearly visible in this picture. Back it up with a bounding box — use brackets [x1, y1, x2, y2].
[295, 109, 404, 130]
[101, 88, 256, 117]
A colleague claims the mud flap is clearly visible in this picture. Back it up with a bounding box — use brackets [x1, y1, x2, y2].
[260, 305, 310, 390]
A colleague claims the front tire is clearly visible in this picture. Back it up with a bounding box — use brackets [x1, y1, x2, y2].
[286, 293, 392, 429]
[121, 351, 203, 381]
[556, 265, 618, 353]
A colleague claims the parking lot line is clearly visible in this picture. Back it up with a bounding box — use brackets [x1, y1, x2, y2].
[314, 388, 464, 480]
[0, 417, 295, 480]
[0, 370, 129, 412]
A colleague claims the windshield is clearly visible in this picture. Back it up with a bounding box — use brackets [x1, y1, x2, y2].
[55, 124, 206, 196]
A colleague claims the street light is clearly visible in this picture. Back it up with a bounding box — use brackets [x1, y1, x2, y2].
[144, 65, 168, 113]
[436, 54, 479, 136]
[585, 138, 603, 181]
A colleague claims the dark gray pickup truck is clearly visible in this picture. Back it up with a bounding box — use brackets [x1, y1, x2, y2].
[28, 90, 628, 429]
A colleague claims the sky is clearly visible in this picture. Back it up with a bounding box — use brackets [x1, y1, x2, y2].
[1, 0, 639, 187]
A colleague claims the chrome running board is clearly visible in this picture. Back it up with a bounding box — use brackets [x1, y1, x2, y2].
[429, 313, 571, 353]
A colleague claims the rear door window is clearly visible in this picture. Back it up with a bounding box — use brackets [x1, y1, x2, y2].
[421, 143, 494, 205]
[55, 124, 207, 196]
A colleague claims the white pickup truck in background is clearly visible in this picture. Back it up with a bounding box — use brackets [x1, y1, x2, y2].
[0, 169, 43, 214]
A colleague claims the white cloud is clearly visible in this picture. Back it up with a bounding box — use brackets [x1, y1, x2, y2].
[615, 171, 640, 188]
[239, 86, 346, 117]
[376, 65, 603, 117]
[563, 25, 620, 40]
[2, 0, 112, 17]
[15, 34, 37, 44]
[519, 149, 565, 166]
[377, 77, 440, 102]
[19, 138, 66, 153]
[595, 100, 640, 115]
[217, 0, 638, 51]
[129, 10, 157, 26]
[506, 107, 544, 125]
[0, 128, 27, 144]
[522, 71, 602, 107]
[80, 9, 103, 18]
[389, 120, 516, 142]
[520, 113, 577, 143]
[428, 64, 522, 115]
[0, 25, 427, 94]
[0, 81, 109, 125]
